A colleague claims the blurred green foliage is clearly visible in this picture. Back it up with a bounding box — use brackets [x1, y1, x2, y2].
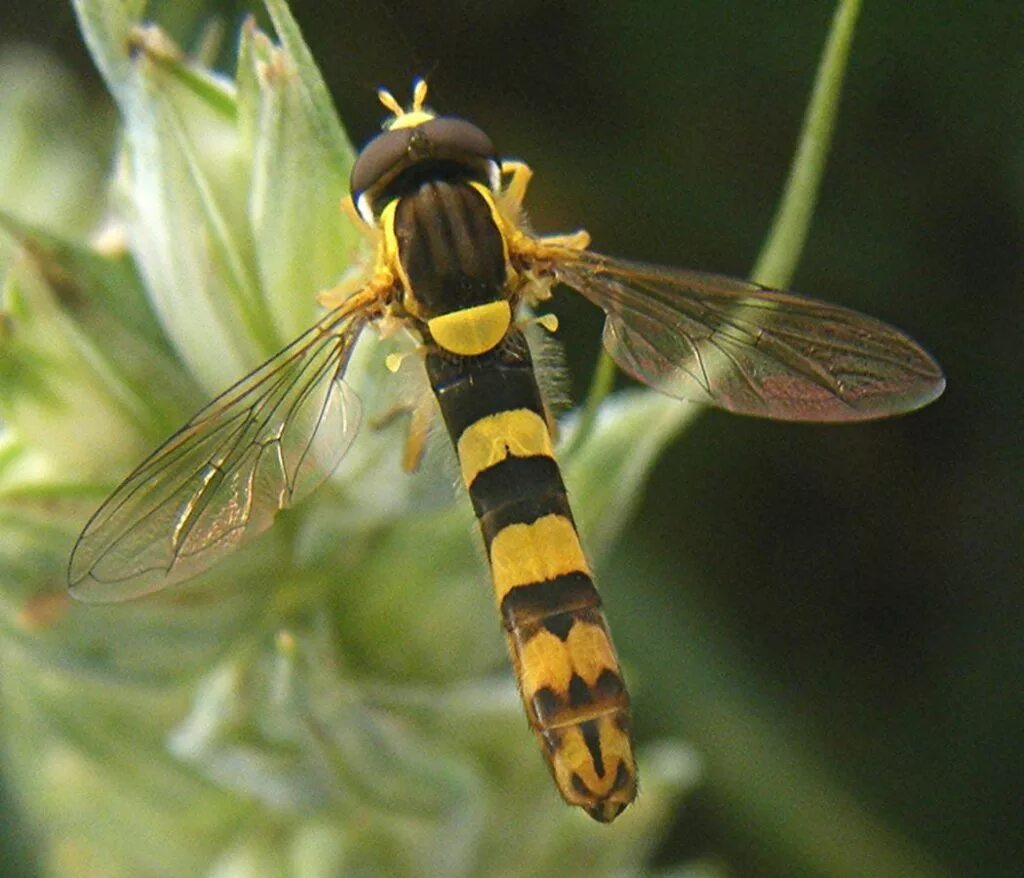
[1, 1, 1021, 877]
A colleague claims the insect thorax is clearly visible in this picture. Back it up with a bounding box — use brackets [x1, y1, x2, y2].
[392, 178, 508, 319]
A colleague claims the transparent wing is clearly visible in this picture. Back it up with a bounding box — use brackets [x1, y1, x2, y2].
[69, 299, 374, 602]
[552, 250, 945, 421]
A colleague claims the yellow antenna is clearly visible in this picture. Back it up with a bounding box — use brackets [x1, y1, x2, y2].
[378, 78, 434, 130]
[377, 87, 403, 118]
[411, 77, 428, 111]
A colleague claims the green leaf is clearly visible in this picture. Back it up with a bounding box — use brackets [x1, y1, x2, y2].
[260, 0, 353, 169]
[238, 19, 359, 342]
[0, 215, 201, 465]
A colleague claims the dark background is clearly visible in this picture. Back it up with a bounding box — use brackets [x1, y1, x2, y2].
[3, 2, 1021, 876]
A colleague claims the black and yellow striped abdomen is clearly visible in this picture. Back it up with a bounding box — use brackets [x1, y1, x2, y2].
[425, 331, 637, 822]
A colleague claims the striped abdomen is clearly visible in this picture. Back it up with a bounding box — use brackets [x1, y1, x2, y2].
[425, 330, 637, 822]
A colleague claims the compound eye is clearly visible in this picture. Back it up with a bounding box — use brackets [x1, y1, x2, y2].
[349, 115, 499, 222]
[349, 126, 415, 208]
[419, 117, 496, 165]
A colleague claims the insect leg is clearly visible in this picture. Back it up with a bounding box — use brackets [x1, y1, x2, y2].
[499, 160, 534, 212]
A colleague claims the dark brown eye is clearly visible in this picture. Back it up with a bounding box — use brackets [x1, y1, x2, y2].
[349, 127, 416, 208]
[350, 116, 498, 220]
[420, 118, 496, 167]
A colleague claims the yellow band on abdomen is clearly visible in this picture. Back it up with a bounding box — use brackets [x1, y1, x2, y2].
[456, 408, 553, 488]
[489, 513, 590, 602]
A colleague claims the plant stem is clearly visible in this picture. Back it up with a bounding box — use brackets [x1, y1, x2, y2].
[751, 0, 863, 290]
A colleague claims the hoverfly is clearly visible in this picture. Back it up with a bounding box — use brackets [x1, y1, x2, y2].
[69, 79, 945, 822]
